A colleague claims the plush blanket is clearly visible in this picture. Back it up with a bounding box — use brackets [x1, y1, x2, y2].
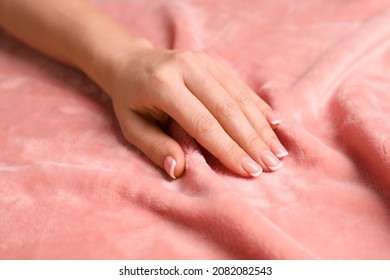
[1, 0, 390, 259]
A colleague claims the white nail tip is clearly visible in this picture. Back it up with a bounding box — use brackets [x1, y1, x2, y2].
[270, 120, 282, 125]
[275, 151, 289, 158]
[250, 170, 263, 177]
[169, 159, 177, 179]
[247, 161, 263, 177]
[268, 162, 283, 171]
[164, 156, 177, 179]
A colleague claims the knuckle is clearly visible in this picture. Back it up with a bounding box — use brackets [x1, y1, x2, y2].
[194, 50, 209, 60]
[255, 98, 270, 112]
[144, 139, 165, 159]
[193, 115, 219, 138]
[231, 85, 246, 98]
[246, 133, 263, 148]
[173, 50, 209, 71]
[215, 97, 240, 121]
[220, 141, 240, 158]
[173, 50, 195, 65]
[233, 87, 253, 105]
[257, 123, 275, 140]
[149, 66, 171, 88]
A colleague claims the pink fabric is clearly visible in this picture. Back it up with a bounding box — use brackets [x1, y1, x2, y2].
[1, 0, 390, 259]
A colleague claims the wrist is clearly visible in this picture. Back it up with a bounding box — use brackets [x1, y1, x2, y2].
[80, 31, 153, 97]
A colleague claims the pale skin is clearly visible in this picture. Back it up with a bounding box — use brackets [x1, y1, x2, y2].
[0, 0, 288, 179]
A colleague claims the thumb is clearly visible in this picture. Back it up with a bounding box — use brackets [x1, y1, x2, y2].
[118, 111, 185, 179]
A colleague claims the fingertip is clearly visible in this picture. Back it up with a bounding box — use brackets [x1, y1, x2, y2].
[241, 156, 263, 178]
[163, 150, 185, 179]
[265, 110, 282, 125]
[120, 111, 186, 179]
[164, 155, 177, 179]
[162, 145, 186, 179]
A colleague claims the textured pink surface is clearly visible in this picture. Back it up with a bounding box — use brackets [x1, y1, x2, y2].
[1, 0, 390, 259]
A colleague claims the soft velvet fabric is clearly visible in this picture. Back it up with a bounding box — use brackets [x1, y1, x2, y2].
[1, 0, 390, 259]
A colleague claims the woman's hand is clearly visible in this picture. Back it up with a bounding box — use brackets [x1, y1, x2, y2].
[104, 45, 288, 178]
[0, 0, 287, 179]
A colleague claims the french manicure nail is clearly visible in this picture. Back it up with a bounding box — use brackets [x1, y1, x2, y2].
[269, 139, 288, 158]
[265, 110, 282, 125]
[261, 150, 282, 171]
[241, 157, 263, 177]
[164, 155, 176, 179]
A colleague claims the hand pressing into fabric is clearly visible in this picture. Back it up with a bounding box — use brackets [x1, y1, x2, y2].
[104, 45, 288, 178]
[0, 0, 288, 179]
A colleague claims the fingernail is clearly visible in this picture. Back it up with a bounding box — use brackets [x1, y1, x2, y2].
[164, 155, 176, 179]
[265, 110, 282, 125]
[241, 157, 263, 177]
[261, 150, 282, 171]
[269, 139, 288, 158]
